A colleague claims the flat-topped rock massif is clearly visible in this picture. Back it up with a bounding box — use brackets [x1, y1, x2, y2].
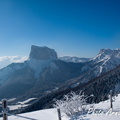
[29, 45, 58, 60]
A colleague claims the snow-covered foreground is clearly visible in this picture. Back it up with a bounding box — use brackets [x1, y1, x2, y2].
[0, 109, 120, 120]
[1, 94, 120, 120]
[82, 114, 120, 120]
[0, 108, 120, 120]
[93, 94, 120, 111]
[0, 109, 68, 120]
[76, 94, 120, 120]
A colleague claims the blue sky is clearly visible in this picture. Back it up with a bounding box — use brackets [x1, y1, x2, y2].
[0, 0, 120, 58]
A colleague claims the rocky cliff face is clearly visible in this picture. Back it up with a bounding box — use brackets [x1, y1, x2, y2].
[29, 45, 58, 60]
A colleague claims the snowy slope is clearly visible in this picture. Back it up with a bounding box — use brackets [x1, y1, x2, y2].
[82, 115, 120, 120]
[0, 109, 68, 120]
[93, 94, 120, 111]
[81, 94, 120, 120]
[1, 94, 120, 120]
[0, 108, 120, 120]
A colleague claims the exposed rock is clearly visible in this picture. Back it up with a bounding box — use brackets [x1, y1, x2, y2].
[29, 45, 58, 60]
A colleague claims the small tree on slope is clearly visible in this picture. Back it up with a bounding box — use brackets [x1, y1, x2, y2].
[53, 91, 88, 116]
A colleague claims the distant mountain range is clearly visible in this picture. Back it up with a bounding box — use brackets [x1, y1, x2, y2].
[22, 64, 120, 113]
[59, 56, 90, 63]
[0, 45, 120, 112]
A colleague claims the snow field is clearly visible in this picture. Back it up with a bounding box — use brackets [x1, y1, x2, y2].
[0, 109, 68, 120]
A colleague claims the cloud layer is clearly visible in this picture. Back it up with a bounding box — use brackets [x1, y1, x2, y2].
[0, 56, 28, 69]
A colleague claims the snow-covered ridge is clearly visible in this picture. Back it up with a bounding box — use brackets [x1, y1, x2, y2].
[59, 56, 90, 63]
[92, 48, 120, 63]
[91, 48, 120, 75]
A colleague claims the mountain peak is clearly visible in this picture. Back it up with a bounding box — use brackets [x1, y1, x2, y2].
[29, 45, 58, 60]
[99, 49, 112, 53]
[99, 48, 120, 54]
[91, 48, 120, 74]
[93, 48, 120, 59]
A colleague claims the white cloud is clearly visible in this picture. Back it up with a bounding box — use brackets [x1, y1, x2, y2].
[0, 56, 28, 69]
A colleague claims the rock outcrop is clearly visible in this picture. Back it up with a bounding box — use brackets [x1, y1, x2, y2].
[29, 45, 58, 60]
